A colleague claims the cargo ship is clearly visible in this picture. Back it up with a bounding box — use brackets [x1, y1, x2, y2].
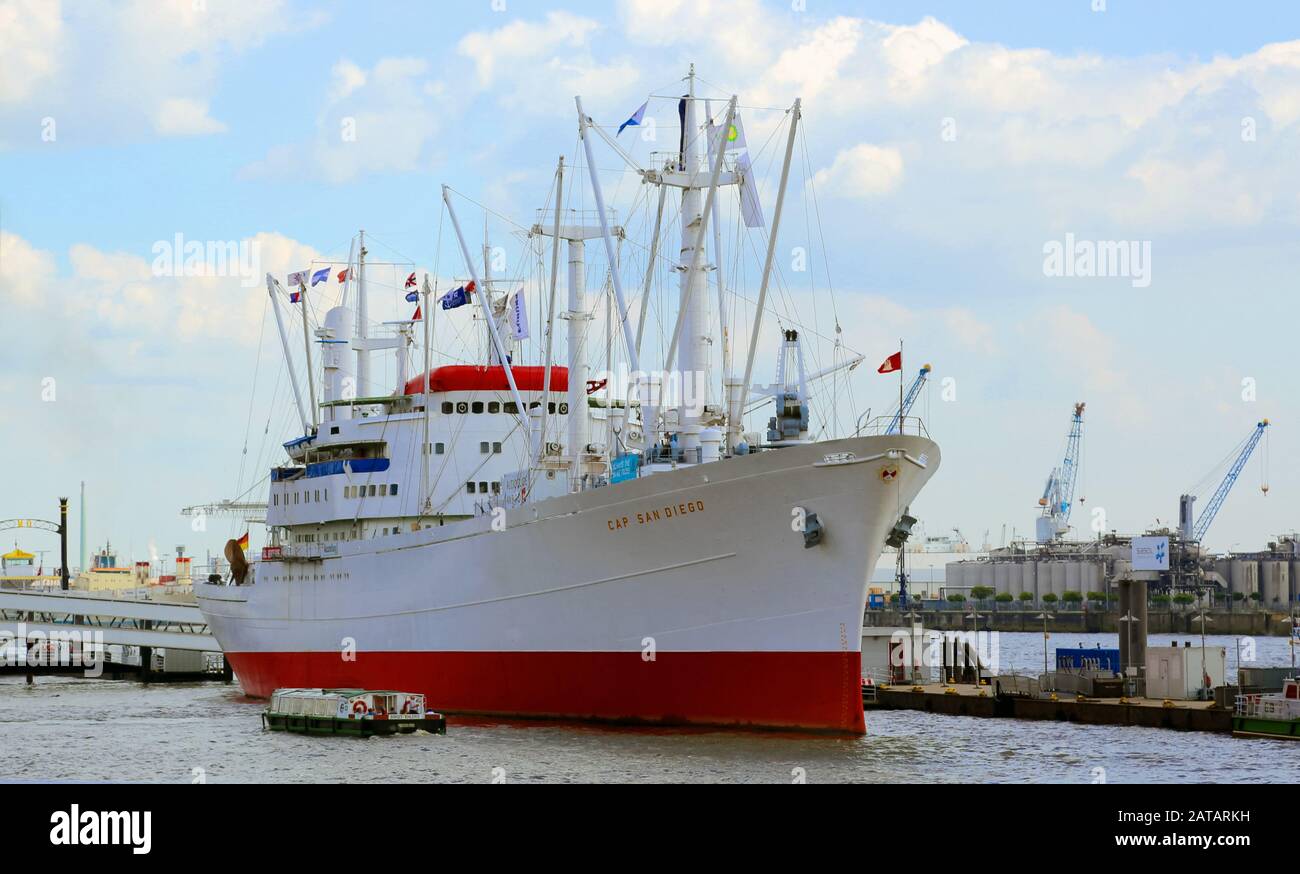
[195, 69, 940, 733]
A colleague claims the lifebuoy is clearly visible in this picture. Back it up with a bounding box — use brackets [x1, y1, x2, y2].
[586, 378, 607, 395]
[351, 699, 367, 716]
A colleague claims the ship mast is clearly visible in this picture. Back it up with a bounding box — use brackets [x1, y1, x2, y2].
[355, 229, 369, 397]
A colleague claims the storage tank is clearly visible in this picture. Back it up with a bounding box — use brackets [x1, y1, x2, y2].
[1230, 559, 1259, 600]
[1290, 559, 1300, 605]
[995, 563, 1012, 596]
[980, 562, 995, 591]
[1009, 562, 1024, 598]
[1021, 562, 1038, 602]
[1065, 561, 1082, 597]
[1050, 562, 1067, 599]
[1081, 561, 1103, 598]
[1261, 560, 1288, 606]
[944, 561, 966, 592]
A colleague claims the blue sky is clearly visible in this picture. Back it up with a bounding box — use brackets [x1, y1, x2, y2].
[2, 0, 1299, 567]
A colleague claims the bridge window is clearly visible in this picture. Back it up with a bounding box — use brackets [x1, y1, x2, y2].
[504, 402, 518, 415]
[488, 401, 500, 414]
[441, 402, 453, 414]
[472, 401, 484, 414]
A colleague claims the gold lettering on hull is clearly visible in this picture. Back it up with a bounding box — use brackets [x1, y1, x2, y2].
[608, 499, 705, 531]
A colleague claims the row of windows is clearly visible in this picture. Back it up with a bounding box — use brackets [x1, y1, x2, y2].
[273, 484, 398, 506]
[273, 488, 329, 507]
[467, 481, 502, 495]
[438, 401, 568, 416]
[344, 483, 398, 499]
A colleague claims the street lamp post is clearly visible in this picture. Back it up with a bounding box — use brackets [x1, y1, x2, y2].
[1035, 611, 1055, 681]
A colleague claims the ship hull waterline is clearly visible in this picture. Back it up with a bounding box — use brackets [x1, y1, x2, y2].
[197, 435, 939, 733]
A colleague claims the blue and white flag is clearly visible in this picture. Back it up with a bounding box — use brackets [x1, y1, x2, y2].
[405, 290, 419, 303]
[439, 281, 473, 310]
[617, 100, 648, 136]
[310, 267, 329, 286]
[287, 270, 309, 287]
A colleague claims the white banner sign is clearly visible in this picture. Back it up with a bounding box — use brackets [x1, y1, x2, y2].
[509, 288, 529, 340]
[1131, 535, 1169, 571]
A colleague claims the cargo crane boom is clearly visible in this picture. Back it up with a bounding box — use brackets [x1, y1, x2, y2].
[1182, 419, 1269, 543]
[1036, 402, 1085, 543]
[886, 364, 932, 435]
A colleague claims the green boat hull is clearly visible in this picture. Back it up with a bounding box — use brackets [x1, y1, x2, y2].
[263, 712, 447, 737]
[1231, 716, 1300, 740]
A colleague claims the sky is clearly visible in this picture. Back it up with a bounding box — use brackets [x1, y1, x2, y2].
[2, 0, 1300, 569]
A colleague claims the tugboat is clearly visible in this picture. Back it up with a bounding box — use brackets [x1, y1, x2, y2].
[263, 688, 447, 736]
[1232, 678, 1300, 740]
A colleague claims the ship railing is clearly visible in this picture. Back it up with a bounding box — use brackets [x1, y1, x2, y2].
[854, 415, 930, 439]
[1235, 693, 1300, 719]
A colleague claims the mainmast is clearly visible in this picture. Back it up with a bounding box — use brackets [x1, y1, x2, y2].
[676, 66, 711, 456]
[355, 229, 369, 397]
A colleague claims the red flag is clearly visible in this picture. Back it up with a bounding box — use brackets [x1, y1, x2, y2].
[465, 280, 476, 294]
[405, 272, 417, 289]
[337, 268, 350, 283]
[877, 351, 902, 374]
[412, 305, 422, 321]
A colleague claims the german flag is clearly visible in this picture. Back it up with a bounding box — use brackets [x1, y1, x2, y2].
[237, 531, 250, 551]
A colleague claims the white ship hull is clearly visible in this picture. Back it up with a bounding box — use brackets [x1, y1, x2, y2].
[196, 434, 938, 732]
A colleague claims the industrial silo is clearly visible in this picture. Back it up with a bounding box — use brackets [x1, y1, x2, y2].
[995, 563, 1012, 596]
[1051, 562, 1067, 599]
[1081, 561, 1103, 598]
[980, 562, 995, 591]
[1261, 560, 1288, 606]
[1230, 559, 1259, 600]
[1009, 561, 1024, 598]
[1065, 561, 1082, 598]
[1022, 561, 1038, 602]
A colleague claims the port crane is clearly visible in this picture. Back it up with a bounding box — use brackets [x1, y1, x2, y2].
[886, 364, 932, 435]
[1036, 402, 1085, 543]
[1179, 419, 1270, 543]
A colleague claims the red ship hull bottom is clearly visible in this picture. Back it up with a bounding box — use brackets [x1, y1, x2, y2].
[226, 650, 867, 733]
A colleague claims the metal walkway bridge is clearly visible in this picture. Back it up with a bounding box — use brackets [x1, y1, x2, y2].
[0, 589, 218, 652]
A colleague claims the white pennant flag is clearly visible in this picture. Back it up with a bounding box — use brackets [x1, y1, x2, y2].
[509, 287, 529, 340]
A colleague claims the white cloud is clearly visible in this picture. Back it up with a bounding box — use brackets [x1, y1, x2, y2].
[458, 11, 601, 89]
[0, 230, 58, 305]
[153, 97, 227, 137]
[813, 143, 904, 198]
[0, 0, 63, 102]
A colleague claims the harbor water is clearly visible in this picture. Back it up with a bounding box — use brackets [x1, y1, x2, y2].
[2, 632, 1296, 784]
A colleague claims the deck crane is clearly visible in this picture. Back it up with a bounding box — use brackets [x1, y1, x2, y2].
[886, 364, 932, 435]
[1036, 402, 1085, 543]
[1179, 419, 1270, 544]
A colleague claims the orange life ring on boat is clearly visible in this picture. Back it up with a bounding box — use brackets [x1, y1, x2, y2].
[351, 699, 367, 716]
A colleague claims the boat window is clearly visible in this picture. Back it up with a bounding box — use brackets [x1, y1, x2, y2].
[548, 402, 556, 414]
[368, 485, 377, 497]
[436, 443, 445, 454]
[488, 402, 500, 414]
[456, 402, 469, 414]
[390, 484, 398, 496]
[479, 481, 488, 493]
[441, 402, 453, 414]
[472, 402, 484, 414]
[493, 442, 502, 454]
[491, 482, 501, 494]
[504, 402, 518, 415]
[480, 442, 489, 454]
[466, 483, 474, 494]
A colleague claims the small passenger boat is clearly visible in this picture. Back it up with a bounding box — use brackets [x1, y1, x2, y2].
[263, 688, 447, 736]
